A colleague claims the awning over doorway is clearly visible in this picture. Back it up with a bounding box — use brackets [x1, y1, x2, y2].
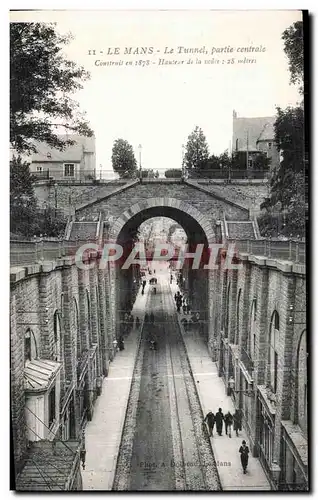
[24, 359, 61, 392]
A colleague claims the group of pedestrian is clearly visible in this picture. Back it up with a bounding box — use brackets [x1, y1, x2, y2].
[204, 408, 242, 438]
[204, 408, 248, 473]
[122, 313, 134, 337]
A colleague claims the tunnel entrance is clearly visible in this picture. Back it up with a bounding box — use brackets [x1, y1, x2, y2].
[108, 200, 215, 343]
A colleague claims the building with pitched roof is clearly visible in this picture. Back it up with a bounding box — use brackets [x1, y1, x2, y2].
[29, 135, 96, 181]
[232, 111, 280, 171]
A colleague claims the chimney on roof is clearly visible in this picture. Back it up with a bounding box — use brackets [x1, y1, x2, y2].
[233, 110, 237, 119]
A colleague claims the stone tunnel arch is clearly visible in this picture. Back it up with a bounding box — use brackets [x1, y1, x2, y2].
[108, 197, 216, 342]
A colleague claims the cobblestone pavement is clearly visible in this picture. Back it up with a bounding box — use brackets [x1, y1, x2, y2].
[113, 268, 220, 491]
[82, 265, 270, 491]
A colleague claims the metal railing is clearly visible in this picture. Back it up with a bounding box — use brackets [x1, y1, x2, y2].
[10, 236, 306, 267]
[30, 167, 270, 183]
[10, 239, 86, 266]
[227, 238, 306, 264]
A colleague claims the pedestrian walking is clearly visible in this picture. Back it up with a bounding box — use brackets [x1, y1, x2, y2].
[80, 429, 86, 470]
[233, 409, 242, 437]
[204, 411, 215, 437]
[224, 411, 233, 438]
[239, 440, 249, 474]
[136, 317, 140, 329]
[182, 302, 187, 314]
[215, 408, 224, 436]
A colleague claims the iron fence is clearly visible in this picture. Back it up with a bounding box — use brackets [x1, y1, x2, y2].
[227, 239, 306, 264]
[10, 237, 306, 267]
[31, 167, 270, 183]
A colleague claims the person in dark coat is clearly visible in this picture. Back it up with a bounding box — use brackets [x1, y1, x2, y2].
[204, 411, 215, 437]
[182, 302, 187, 314]
[233, 409, 242, 437]
[119, 336, 125, 351]
[224, 411, 233, 438]
[239, 440, 249, 474]
[215, 408, 224, 436]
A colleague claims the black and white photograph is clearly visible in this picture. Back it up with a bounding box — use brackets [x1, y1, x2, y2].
[9, 8, 308, 491]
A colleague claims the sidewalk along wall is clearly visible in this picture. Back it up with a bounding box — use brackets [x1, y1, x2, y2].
[212, 254, 307, 490]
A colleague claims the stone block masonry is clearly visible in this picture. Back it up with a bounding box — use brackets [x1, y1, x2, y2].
[76, 182, 250, 227]
[10, 256, 117, 474]
[213, 254, 307, 489]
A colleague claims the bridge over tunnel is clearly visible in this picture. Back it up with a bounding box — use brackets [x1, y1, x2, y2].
[107, 198, 216, 342]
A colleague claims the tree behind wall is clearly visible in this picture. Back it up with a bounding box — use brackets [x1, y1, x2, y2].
[111, 139, 138, 179]
[258, 20, 306, 239]
[10, 156, 38, 236]
[10, 22, 93, 154]
[10, 156, 66, 237]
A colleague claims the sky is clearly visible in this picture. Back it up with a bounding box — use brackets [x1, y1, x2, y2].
[10, 10, 302, 177]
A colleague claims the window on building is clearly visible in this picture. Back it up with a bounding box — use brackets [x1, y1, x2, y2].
[73, 298, 80, 358]
[223, 282, 231, 338]
[269, 311, 280, 393]
[36, 166, 43, 172]
[297, 330, 307, 433]
[48, 386, 56, 428]
[95, 286, 100, 335]
[64, 163, 75, 177]
[249, 299, 257, 358]
[61, 294, 64, 318]
[24, 329, 37, 365]
[53, 311, 61, 362]
[86, 290, 92, 347]
[25, 332, 31, 363]
[235, 289, 242, 344]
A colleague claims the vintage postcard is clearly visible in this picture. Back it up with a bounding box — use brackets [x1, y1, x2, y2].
[10, 9, 307, 492]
